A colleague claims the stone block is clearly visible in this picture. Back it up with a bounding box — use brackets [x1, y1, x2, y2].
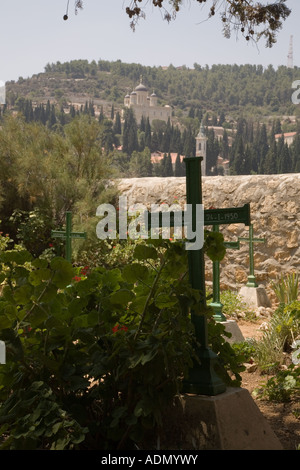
[156, 388, 282, 450]
[222, 320, 245, 343]
[239, 285, 271, 309]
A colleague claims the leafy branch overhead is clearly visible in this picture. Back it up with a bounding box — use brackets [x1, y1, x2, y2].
[67, 1, 291, 47]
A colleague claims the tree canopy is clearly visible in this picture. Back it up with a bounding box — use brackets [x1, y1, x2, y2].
[67, 1, 291, 47]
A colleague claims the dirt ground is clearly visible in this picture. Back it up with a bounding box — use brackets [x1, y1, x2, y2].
[238, 320, 300, 451]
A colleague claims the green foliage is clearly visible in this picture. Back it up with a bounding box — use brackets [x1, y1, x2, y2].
[252, 304, 300, 373]
[219, 289, 256, 321]
[0, 235, 242, 450]
[254, 364, 300, 403]
[124, 1, 291, 48]
[270, 272, 299, 305]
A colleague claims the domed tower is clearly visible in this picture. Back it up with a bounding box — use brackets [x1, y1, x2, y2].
[195, 122, 207, 176]
[135, 77, 148, 106]
[124, 93, 130, 107]
[150, 90, 157, 107]
[130, 90, 137, 105]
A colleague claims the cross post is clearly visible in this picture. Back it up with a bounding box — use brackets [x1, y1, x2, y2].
[238, 224, 265, 287]
[182, 156, 226, 395]
[144, 166, 250, 395]
[209, 225, 240, 322]
[51, 212, 87, 263]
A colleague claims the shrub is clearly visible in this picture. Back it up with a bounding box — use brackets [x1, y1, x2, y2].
[0, 237, 243, 450]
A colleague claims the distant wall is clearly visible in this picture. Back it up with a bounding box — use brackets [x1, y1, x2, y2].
[117, 174, 300, 303]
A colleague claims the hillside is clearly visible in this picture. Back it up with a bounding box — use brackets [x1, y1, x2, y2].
[5, 59, 300, 121]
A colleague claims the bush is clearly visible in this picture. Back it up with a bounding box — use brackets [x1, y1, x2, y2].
[253, 302, 300, 373]
[0, 236, 243, 450]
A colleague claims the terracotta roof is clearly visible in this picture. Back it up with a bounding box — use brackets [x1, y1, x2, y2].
[275, 132, 297, 138]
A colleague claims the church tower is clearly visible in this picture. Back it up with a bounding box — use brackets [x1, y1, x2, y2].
[195, 122, 207, 176]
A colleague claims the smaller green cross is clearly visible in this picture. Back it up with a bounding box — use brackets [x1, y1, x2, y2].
[51, 212, 86, 263]
[238, 224, 265, 287]
[210, 225, 240, 322]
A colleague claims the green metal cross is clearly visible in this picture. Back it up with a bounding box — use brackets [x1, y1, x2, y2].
[209, 225, 240, 322]
[51, 212, 86, 263]
[238, 224, 265, 288]
[145, 159, 250, 396]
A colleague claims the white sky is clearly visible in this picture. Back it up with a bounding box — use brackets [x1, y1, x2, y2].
[0, 0, 299, 83]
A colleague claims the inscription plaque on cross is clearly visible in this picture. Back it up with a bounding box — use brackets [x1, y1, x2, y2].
[51, 211, 87, 263]
[238, 224, 265, 287]
[144, 157, 250, 395]
[209, 224, 240, 322]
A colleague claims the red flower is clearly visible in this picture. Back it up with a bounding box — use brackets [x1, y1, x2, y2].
[72, 275, 82, 282]
[112, 324, 128, 333]
[49, 243, 53, 247]
[80, 265, 89, 275]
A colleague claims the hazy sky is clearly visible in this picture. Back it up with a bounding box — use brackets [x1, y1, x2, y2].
[1, 1, 299, 83]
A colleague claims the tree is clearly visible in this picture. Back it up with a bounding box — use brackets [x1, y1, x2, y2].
[70, 1, 291, 48]
[206, 128, 219, 174]
[122, 108, 139, 155]
[174, 153, 184, 176]
[129, 148, 152, 176]
[113, 111, 122, 135]
[164, 153, 173, 176]
[262, 138, 277, 174]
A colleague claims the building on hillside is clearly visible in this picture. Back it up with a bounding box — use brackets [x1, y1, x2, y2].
[275, 132, 297, 147]
[123, 77, 172, 124]
[195, 122, 207, 176]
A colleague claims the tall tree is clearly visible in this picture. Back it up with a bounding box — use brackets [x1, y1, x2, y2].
[122, 108, 138, 155]
[206, 128, 219, 174]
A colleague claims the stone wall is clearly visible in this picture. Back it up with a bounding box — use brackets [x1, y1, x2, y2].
[117, 174, 300, 303]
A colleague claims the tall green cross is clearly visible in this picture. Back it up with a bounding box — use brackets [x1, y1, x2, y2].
[209, 224, 240, 322]
[145, 158, 250, 395]
[51, 211, 87, 263]
[238, 224, 265, 288]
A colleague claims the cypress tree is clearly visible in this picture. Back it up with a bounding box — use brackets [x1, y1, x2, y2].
[278, 142, 292, 173]
[165, 153, 173, 176]
[122, 108, 138, 155]
[174, 153, 184, 176]
[262, 139, 277, 174]
[145, 118, 151, 149]
[113, 111, 122, 135]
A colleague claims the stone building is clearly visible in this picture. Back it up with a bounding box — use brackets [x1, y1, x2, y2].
[123, 78, 172, 124]
[195, 122, 208, 176]
[275, 132, 297, 147]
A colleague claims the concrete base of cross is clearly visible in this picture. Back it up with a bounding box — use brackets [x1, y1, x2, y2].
[239, 285, 272, 310]
[222, 319, 245, 343]
[150, 387, 282, 450]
